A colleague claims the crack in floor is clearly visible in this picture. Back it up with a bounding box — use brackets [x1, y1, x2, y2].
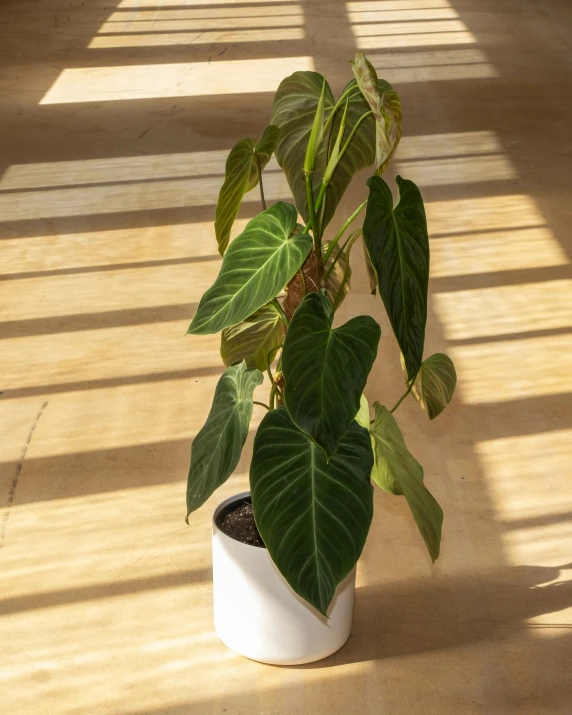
[0, 400, 48, 548]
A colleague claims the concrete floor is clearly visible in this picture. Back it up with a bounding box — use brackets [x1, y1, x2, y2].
[1, 0, 571, 712]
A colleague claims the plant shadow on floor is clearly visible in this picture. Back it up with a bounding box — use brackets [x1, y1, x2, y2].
[287, 563, 572, 668]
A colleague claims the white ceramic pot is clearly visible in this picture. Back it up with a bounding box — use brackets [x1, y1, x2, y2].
[212, 491, 356, 665]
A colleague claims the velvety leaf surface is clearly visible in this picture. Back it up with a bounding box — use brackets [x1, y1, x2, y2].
[282, 292, 381, 457]
[370, 402, 443, 561]
[250, 407, 374, 614]
[410, 352, 457, 420]
[214, 125, 279, 255]
[351, 52, 402, 173]
[188, 202, 312, 335]
[186, 362, 263, 517]
[220, 304, 284, 372]
[363, 175, 430, 381]
[271, 71, 393, 229]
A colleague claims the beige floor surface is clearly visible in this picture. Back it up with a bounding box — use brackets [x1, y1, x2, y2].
[1, 0, 571, 713]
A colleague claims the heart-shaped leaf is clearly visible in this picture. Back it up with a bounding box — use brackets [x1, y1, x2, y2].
[215, 125, 279, 255]
[220, 304, 284, 372]
[363, 175, 430, 381]
[271, 71, 393, 230]
[282, 291, 381, 457]
[351, 52, 402, 174]
[407, 352, 457, 420]
[186, 361, 263, 518]
[370, 402, 442, 561]
[188, 202, 312, 335]
[250, 407, 374, 614]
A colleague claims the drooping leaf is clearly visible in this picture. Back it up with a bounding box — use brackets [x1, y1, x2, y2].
[405, 352, 457, 420]
[188, 202, 312, 335]
[282, 292, 381, 457]
[220, 304, 284, 372]
[351, 53, 402, 174]
[363, 175, 430, 381]
[214, 125, 279, 255]
[370, 402, 443, 561]
[271, 71, 393, 230]
[323, 239, 351, 308]
[250, 407, 374, 614]
[355, 393, 370, 429]
[186, 362, 263, 518]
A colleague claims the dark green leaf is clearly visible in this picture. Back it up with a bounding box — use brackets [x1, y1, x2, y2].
[186, 362, 263, 518]
[363, 175, 430, 381]
[215, 125, 279, 255]
[408, 352, 457, 420]
[271, 71, 393, 230]
[220, 304, 284, 372]
[370, 402, 442, 561]
[188, 202, 312, 335]
[250, 407, 374, 614]
[282, 292, 381, 457]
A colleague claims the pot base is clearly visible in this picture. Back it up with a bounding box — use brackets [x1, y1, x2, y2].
[212, 492, 356, 666]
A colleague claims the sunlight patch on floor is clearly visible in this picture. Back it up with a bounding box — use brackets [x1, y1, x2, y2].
[450, 333, 572, 404]
[0, 154, 289, 221]
[433, 280, 572, 340]
[40, 56, 314, 104]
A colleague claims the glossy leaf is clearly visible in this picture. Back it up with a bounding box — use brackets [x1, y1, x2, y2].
[351, 53, 402, 174]
[214, 126, 279, 255]
[370, 403, 442, 561]
[408, 352, 457, 420]
[220, 304, 284, 372]
[363, 175, 430, 381]
[188, 202, 312, 335]
[282, 292, 381, 457]
[250, 407, 374, 614]
[271, 71, 393, 230]
[186, 362, 263, 518]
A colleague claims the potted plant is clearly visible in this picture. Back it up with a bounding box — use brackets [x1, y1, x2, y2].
[185, 53, 457, 665]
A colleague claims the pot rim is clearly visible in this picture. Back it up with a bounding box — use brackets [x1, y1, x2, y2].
[212, 491, 267, 550]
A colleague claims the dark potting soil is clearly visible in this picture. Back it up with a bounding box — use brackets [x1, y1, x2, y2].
[219, 501, 265, 548]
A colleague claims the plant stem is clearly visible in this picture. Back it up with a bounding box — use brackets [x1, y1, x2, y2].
[253, 401, 269, 410]
[336, 110, 373, 167]
[323, 200, 367, 264]
[271, 298, 290, 327]
[256, 156, 267, 211]
[269, 386, 276, 410]
[322, 87, 361, 137]
[304, 172, 319, 254]
[325, 229, 361, 280]
[390, 373, 419, 414]
[331, 230, 361, 310]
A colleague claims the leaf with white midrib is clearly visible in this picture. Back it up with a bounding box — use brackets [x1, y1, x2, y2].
[188, 202, 312, 335]
[282, 292, 380, 458]
[251, 407, 374, 614]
